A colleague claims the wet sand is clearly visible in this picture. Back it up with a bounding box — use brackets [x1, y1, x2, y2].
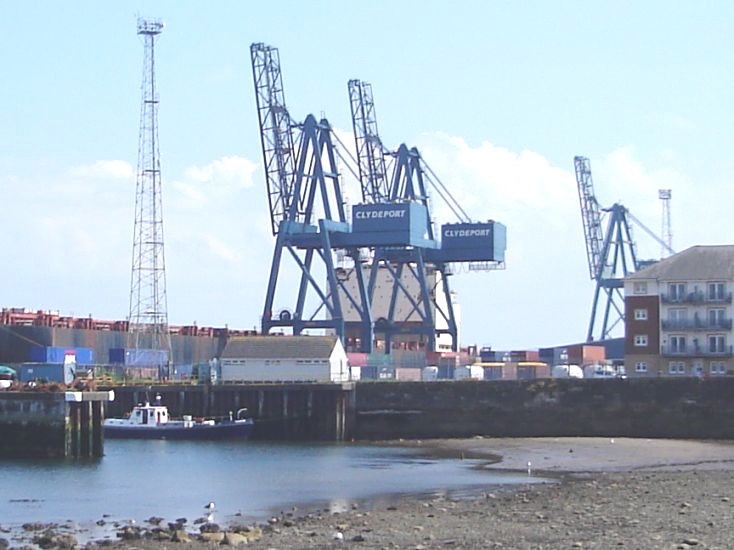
[5, 437, 734, 549]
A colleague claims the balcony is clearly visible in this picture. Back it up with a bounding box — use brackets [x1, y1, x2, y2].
[661, 291, 733, 305]
[661, 318, 733, 331]
[660, 344, 733, 357]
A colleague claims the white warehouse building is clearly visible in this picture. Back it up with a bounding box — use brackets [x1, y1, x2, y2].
[219, 335, 350, 383]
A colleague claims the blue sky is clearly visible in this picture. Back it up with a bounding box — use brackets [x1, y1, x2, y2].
[1, 1, 732, 350]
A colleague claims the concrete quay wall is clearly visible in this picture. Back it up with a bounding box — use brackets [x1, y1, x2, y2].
[353, 378, 734, 440]
[0, 392, 109, 458]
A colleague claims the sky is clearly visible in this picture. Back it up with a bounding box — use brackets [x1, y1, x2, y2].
[1, 1, 733, 351]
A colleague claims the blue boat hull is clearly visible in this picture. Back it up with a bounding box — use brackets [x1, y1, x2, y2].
[104, 419, 254, 441]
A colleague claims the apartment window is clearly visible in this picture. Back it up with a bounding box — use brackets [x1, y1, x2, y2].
[667, 308, 687, 328]
[668, 362, 686, 375]
[633, 282, 648, 295]
[668, 283, 686, 301]
[670, 335, 686, 353]
[634, 309, 648, 321]
[708, 335, 726, 353]
[635, 362, 648, 373]
[708, 282, 726, 301]
[708, 308, 725, 328]
[710, 361, 727, 375]
[634, 334, 648, 347]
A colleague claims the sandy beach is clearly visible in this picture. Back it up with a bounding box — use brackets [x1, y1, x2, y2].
[5, 437, 734, 549]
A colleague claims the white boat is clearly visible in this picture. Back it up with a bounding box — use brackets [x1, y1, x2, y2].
[104, 395, 254, 440]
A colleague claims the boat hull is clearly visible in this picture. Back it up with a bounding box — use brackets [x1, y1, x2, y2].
[104, 419, 254, 441]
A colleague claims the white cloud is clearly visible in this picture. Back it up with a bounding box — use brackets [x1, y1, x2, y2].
[183, 156, 257, 188]
[69, 159, 134, 180]
[202, 233, 240, 263]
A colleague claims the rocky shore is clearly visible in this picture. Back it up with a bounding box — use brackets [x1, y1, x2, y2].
[3, 438, 734, 549]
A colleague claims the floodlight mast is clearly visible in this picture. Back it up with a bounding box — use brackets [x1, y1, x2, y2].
[659, 189, 672, 258]
[128, 17, 172, 372]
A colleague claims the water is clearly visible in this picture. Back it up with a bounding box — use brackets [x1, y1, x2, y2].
[1, 440, 537, 533]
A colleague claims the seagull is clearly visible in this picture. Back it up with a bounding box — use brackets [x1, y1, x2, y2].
[204, 501, 216, 511]
[332, 531, 344, 541]
[527, 461, 532, 476]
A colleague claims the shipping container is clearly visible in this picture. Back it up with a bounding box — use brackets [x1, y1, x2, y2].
[421, 366, 438, 381]
[109, 348, 169, 366]
[454, 365, 485, 380]
[483, 366, 503, 380]
[30, 346, 94, 365]
[20, 363, 75, 384]
[437, 365, 455, 379]
[395, 367, 421, 381]
[359, 365, 395, 380]
[566, 344, 606, 365]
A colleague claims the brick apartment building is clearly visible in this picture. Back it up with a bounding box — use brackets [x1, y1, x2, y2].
[624, 245, 734, 377]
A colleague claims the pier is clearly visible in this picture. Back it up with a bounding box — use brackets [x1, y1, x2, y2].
[0, 391, 113, 458]
[105, 383, 355, 441]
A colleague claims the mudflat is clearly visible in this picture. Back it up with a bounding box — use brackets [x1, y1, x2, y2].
[8, 437, 734, 549]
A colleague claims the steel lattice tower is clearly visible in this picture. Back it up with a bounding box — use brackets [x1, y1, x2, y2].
[128, 18, 171, 367]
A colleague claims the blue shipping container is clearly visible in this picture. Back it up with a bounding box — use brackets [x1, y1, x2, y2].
[20, 363, 75, 384]
[30, 346, 94, 365]
[437, 365, 455, 379]
[109, 348, 169, 366]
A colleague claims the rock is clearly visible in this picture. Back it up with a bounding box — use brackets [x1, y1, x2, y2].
[22, 522, 48, 531]
[199, 531, 225, 543]
[222, 531, 250, 546]
[682, 539, 700, 546]
[117, 526, 143, 540]
[200, 522, 221, 533]
[146, 516, 164, 525]
[352, 534, 366, 542]
[172, 529, 191, 543]
[33, 532, 77, 549]
[150, 528, 172, 541]
[0, 538, 7, 550]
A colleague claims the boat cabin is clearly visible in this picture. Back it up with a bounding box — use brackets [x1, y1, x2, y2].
[129, 402, 169, 425]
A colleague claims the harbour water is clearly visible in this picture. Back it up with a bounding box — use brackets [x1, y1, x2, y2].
[1, 439, 539, 541]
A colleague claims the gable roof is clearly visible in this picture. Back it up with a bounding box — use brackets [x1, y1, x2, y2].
[627, 245, 734, 281]
[221, 335, 340, 360]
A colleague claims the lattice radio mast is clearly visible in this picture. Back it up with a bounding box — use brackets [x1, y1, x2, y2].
[128, 17, 171, 367]
[659, 189, 672, 258]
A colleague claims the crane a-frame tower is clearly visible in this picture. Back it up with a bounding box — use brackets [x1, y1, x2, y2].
[574, 155, 674, 342]
[251, 44, 506, 354]
[251, 43, 373, 349]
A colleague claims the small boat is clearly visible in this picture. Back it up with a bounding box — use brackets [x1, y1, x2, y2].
[104, 395, 254, 440]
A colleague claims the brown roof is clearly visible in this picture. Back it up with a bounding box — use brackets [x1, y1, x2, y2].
[221, 335, 340, 359]
[627, 245, 734, 281]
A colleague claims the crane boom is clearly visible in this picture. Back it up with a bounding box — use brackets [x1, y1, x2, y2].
[574, 156, 604, 280]
[251, 43, 297, 235]
[348, 79, 390, 203]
